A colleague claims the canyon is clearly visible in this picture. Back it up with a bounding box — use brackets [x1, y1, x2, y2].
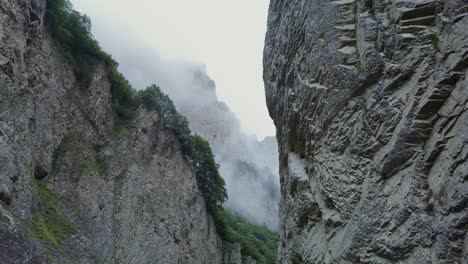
[1, 0, 467, 263]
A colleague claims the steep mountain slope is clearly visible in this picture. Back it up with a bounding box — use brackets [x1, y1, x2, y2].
[0, 0, 256, 263]
[264, 0, 467, 263]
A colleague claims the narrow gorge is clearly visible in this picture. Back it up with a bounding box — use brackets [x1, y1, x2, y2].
[1, 0, 467, 263]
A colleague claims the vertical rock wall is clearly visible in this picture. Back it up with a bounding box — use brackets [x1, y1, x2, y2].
[0, 0, 227, 262]
[264, 0, 467, 263]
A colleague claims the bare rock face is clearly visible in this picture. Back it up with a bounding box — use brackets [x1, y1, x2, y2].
[222, 243, 257, 264]
[0, 0, 227, 263]
[264, 0, 467, 263]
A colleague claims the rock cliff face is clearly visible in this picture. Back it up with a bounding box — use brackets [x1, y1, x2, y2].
[264, 0, 467, 263]
[222, 243, 257, 264]
[0, 0, 243, 263]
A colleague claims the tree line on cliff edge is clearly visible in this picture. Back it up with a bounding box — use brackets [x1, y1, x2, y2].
[44, 0, 277, 262]
[45, 0, 227, 208]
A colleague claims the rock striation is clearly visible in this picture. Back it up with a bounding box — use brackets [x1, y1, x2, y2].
[0, 0, 252, 263]
[264, 0, 467, 263]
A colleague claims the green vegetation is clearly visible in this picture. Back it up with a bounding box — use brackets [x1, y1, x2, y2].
[214, 209, 278, 264]
[188, 135, 228, 207]
[45, 1, 275, 262]
[46, 0, 135, 122]
[0, 209, 10, 225]
[0, 80, 8, 98]
[3, 204, 20, 220]
[46, 0, 103, 84]
[135, 85, 227, 208]
[135, 85, 192, 151]
[52, 136, 106, 176]
[31, 180, 77, 250]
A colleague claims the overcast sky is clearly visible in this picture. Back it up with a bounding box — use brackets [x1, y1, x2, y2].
[70, 0, 275, 139]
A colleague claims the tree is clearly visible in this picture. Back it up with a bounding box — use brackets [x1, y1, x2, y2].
[189, 135, 228, 208]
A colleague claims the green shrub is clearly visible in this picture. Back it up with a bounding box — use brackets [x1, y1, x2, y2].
[135, 85, 192, 151]
[109, 66, 137, 122]
[135, 85, 227, 209]
[46, 0, 137, 122]
[189, 135, 227, 208]
[46, 0, 101, 84]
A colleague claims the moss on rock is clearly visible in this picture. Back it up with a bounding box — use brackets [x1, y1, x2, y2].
[30, 180, 77, 250]
[0, 209, 11, 225]
[52, 136, 107, 177]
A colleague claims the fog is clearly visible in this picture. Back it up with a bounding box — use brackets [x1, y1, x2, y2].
[82, 20, 280, 228]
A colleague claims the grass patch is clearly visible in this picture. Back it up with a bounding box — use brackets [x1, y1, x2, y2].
[0, 80, 7, 96]
[52, 136, 106, 177]
[0, 185, 75, 262]
[111, 127, 129, 141]
[0, 209, 10, 225]
[30, 180, 77, 250]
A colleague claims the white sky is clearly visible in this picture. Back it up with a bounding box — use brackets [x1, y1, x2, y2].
[70, 0, 275, 139]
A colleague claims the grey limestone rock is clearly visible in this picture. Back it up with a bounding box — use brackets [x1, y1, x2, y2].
[264, 0, 468, 263]
[222, 243, 257, 264]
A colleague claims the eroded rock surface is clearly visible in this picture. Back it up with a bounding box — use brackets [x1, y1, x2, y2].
[264, 0, 467, 263]
[222, 243, 257, 264]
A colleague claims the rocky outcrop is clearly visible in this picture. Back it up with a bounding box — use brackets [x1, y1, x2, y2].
[0, 0, 231, 263]
[264, 0, 467, 263]
[222, 243, 257, 264]
[0, 106, 223, 263]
